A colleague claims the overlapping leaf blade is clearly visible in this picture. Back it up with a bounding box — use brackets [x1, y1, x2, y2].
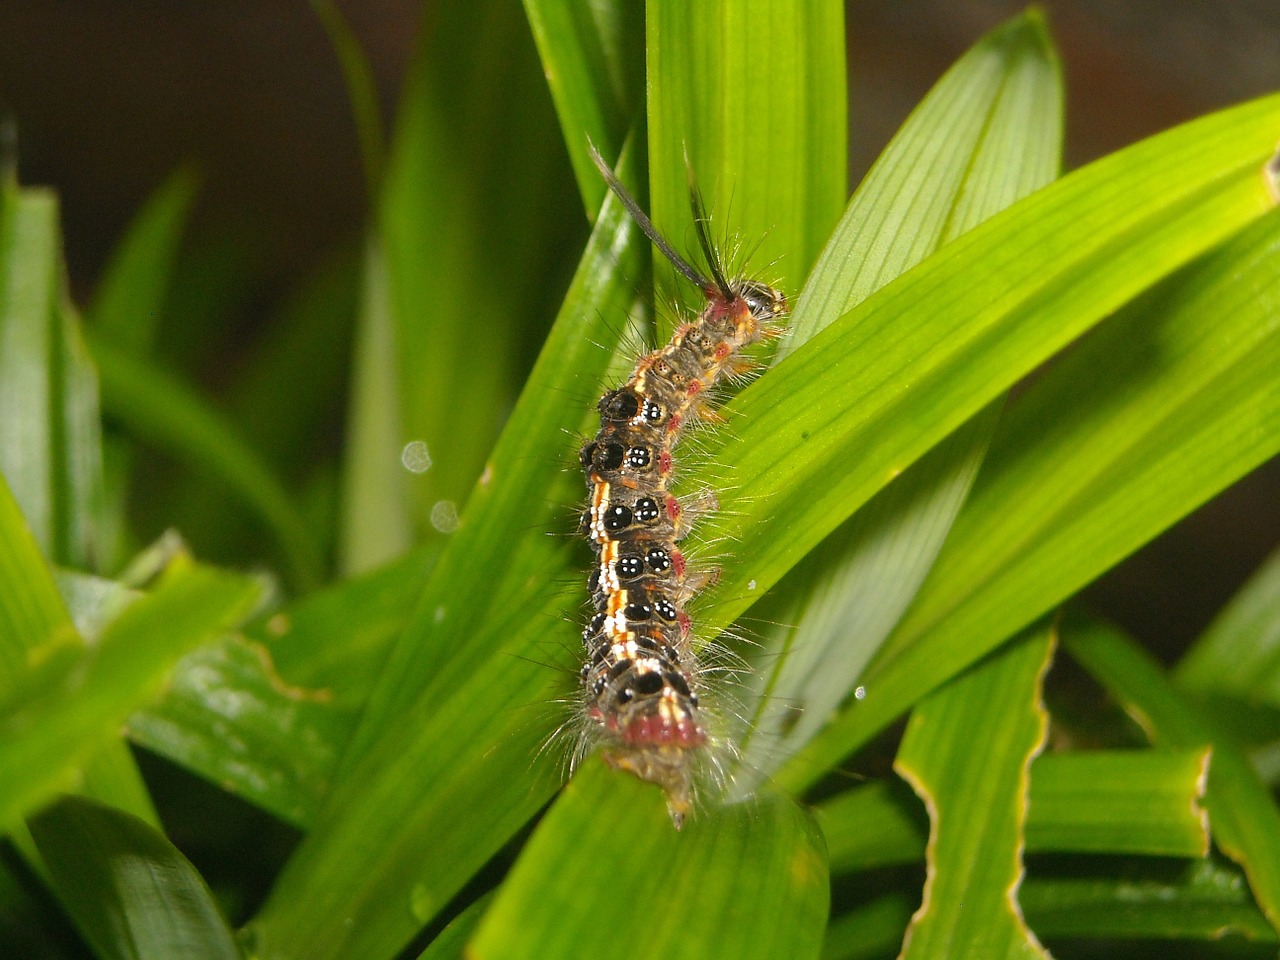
[29, 795, 241, 960]
[783, 179, 1280, 793]
[893, 625, 1054, 959]
[736, 10, 1062, 789]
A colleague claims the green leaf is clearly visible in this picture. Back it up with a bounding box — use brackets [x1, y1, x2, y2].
[1, 168, 109, 585]
[1025, 748, 1210, 856]
[783, 10, 1062, 352]
[1021, 858, 1276, 944]
[783, 171, 1280, 794]
[893, 624, 1054, 959]
[337, 238, 414, 573]
[737, 10, 1062, 788]
[413, 893, 492, 960]
[351, 0, 582, 561]
[0, 556, 261, 826]
[127, 546, 436, 827]
[646, 0, 847, 309]
[522, 0, 644, 211]
[91, 335, 324, 590]
[0, 178, 61, 557]
[822, 894, 915, 960]
[1175, 546, 1280, 704]
[28, 795, 240, 960]
[0, 175, 156, 830]
[247, 176, 648, 960]
[309, 0, 385, 196]
[1064, 614, 1280, 934]
[469, 763, 828, 960]
[87, 166, 198, 357]
[818, 748, 1210, 872]
[0, 471, 73, 688]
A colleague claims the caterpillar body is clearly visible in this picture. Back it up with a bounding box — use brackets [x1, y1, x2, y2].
[577, 147, 786, 828]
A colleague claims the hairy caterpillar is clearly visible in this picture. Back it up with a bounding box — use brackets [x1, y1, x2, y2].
[576, 147, 786, 827]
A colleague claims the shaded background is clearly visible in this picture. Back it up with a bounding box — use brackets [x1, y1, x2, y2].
[0, 0, 1278, 656]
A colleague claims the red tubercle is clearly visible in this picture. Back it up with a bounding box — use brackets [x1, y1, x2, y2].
[686, 379, 703, 397]
[659, 450, 673, 475]
[622, 712, 706, 748]
[677, 610, 692, 639]
[666, 411, 683, 435]
[665, 494, 681, 521]
[671, 549, 686, 577]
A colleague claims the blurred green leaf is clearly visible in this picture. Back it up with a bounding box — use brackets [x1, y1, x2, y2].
[1, 169, 109, 582]
[1021, 858, 1276, 944]
[469, 763, 828, 960]
[345, 0, 582, 568]
[413, 893, 492, 960]
[0, 472, 73, 688]
[309, 0, 385, 196]
[92, 336, 323, 590]
[1176, 546, 1280, 705]
[522, 0, 644, 211]
[1065, 614, 1280, 934]
[0, 556, 261, 826]
[819, 748, 1210, 872]
[0, 179, 60, 555]
[738, 9, 1062, 788]
[822, 893, 916, 960]
[785, 179, 1280, 794]
[893, 624, 1054, 959]
[0, 175, 153, 830]
[126, 545, 437, 827]
[29, 795, 240, 960]
[87, 166, 198, 357]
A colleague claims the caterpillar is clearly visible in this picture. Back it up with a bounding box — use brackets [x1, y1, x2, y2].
[577, 147, 787, 828]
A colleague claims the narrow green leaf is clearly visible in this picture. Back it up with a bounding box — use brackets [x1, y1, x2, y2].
[0, 180, 60, 553]
[362, 0, 581, 554]
[1021, 859, 1276, 944]
[87, 167, 198, 357]
[309, 0, 385, 196]
[1064, 614, 1280, 933]
[127, 636, 343, 830]
[646, 0, 847, 309]
[337, 237, 413, 573]
[783, 10, 1062, 351]
[29, 795, 240, 960]
[91, 336, 323, 590]
[819, 748, 1211, 873]
[822, 894, 915, 960]
[893, 624, 1054, 959]
[0, 472, 73, 686]
[469, 763, 828, 960]
[522, 0, 644, 211]
[248, 180, 648, 960]
[784, 177, 1280, 793]
[29, 798, 240, 960]
[1026, 748, 1210, 856]
[1176, 546, 1280, 703]
[818, 780, 928, 873]
[738, 10, 1062, 788]
[52, 301, 108, 572]
[0, 557, 261, 825]
[414, 893, 492, 960]
[127, 546, 436, 826]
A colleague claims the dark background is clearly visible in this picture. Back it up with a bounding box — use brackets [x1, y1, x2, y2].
[0, 0, 1278, 658]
